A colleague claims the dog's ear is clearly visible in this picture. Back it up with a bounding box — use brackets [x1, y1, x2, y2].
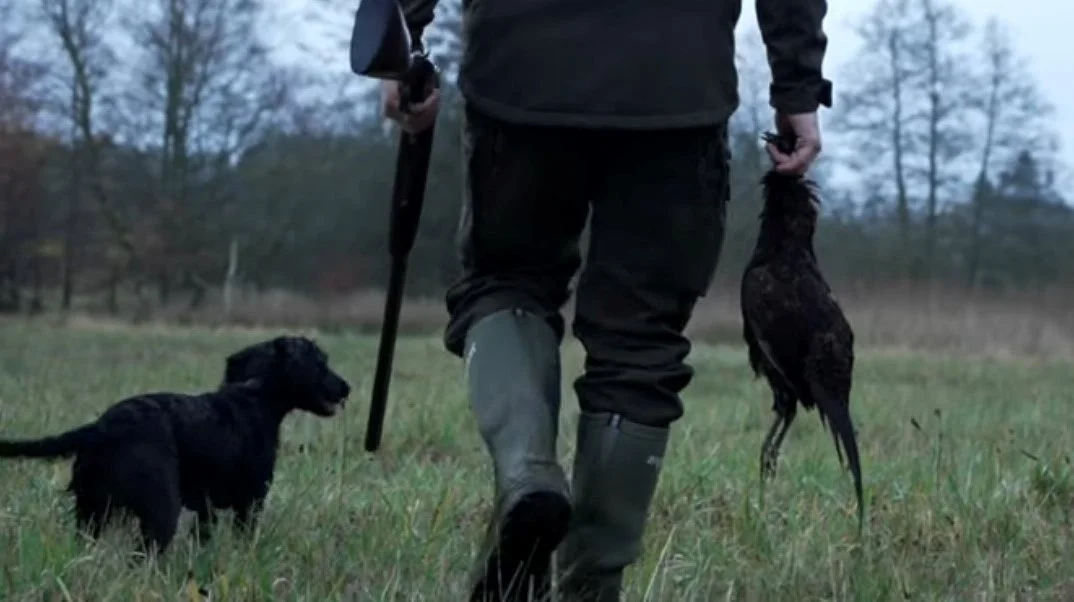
[224, 341, 277, 384]
[224, 348, 254, 383]
[273, 336, 296, 362]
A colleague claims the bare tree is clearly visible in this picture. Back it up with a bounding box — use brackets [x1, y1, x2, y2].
[963, 18, 1055, 287]
[0, 0, 50, 312]
[38, 0, 142, 310]
[909, 0, 974, 278]
[835, 0, 978, 279]
[120, 0, 290, 305]
[0, 1, 47, 130]
[831, 0, 919, 273]
[969, 18, 1055, 181]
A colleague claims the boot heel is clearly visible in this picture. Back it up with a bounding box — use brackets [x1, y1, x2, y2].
[472, 491, 572, 602]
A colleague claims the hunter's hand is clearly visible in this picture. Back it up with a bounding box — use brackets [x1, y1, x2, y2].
[766, 111, 822, 175]
[381, 80, 440, 134]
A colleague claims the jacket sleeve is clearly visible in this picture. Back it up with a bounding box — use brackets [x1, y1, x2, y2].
[401, 0, 439, 49]
[756, 0, 833, 113]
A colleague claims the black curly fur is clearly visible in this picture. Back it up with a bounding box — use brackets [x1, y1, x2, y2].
[741, 132, 864, 531]
[0, 335, 351, 554]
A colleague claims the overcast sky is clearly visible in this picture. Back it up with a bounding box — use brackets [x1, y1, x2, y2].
[744, 0, 1072, 168]
[280, 0, 1071, 169]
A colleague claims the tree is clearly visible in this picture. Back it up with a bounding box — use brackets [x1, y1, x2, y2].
[831, 0, 920, 275]
[0, 0, 47, 130]
[969, 151, 1074, 289]
[119, 0, 291, 304]
[909, 0, 975, 278]
[0, 0, 50, 311]
[963, 18, 1055, 287]
[38, 0, 146, 310]
[835, 0, 980, 280]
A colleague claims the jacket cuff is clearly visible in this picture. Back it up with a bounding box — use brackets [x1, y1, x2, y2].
[769, 78, 833, 114]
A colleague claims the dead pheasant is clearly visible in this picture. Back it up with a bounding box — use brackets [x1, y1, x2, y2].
[740, 131, 864, 531]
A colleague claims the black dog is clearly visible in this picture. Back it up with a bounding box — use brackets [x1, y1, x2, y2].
[740, 132, 863, 531]
[0, 335, 350, 554]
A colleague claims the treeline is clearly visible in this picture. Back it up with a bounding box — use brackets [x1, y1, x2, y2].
[0, 0, 1070, 319]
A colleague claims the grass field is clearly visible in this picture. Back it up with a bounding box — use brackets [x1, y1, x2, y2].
[0, 319, 1072, 601]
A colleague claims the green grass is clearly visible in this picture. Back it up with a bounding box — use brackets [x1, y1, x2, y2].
[0, 319, 1072, 601]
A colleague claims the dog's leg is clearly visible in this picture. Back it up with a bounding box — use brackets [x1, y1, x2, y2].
[233, 497, 265, 535]
[189, 497, 217, 544]
[74, 495, 108, 540]
[136, 496, 181, 556]
[109, 447, 182, 556]
[70, 458, 113, 542]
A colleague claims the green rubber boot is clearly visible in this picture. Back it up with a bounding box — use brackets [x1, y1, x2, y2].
[466, 308, 572, 602]
[557, 412, 669, 602]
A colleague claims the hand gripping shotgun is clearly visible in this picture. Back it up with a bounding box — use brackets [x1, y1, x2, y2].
[349, 0, 440, 453]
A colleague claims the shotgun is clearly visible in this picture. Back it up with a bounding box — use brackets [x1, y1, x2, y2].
[349, 0, 440, 452]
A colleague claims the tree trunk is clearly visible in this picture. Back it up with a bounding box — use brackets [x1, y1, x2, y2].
[889, 31, 912, 277]
[107, 266, 119, 314]
[922, 0, 942, 282]
[223, 238, 239, 320]
[158, 272, 171, 305]
[61, 144, 83, 310]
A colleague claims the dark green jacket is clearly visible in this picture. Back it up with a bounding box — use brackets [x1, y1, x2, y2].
[402, 0, 832, 129]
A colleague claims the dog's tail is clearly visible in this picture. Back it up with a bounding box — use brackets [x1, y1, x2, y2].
[810, 383, 864, 534]
[0, 423, 100, 459]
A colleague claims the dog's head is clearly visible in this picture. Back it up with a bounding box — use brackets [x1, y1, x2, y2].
[223, 336, 351, 417]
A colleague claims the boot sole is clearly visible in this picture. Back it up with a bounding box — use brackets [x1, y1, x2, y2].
[471, 491, 572, 602]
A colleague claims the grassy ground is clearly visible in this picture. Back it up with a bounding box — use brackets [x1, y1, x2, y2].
[0, 319, 1072, 601]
